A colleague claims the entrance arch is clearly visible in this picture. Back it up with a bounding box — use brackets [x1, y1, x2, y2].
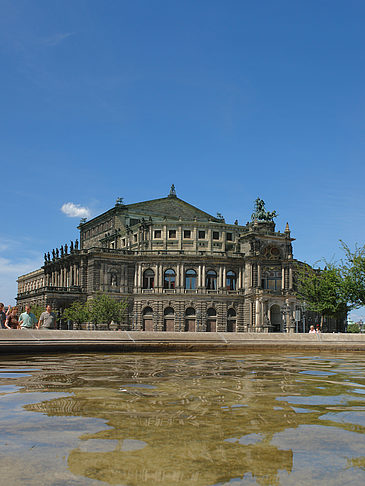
[164, 307, 175, 331]
[142, 306, 154, 331]
[270, 304, 281, 332]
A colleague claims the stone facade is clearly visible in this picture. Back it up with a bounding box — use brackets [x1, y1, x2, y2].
[17, 190, 339, 332]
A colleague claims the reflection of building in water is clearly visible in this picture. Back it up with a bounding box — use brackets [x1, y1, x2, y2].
[23, 356, 298, 486]
[17, 188, 344, 332]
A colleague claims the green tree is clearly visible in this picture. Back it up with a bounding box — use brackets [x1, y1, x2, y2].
[87, 294, 128, 329]
[30, 304, 44, 320]
[63, 301, 89, 329]
[347, 322, 360, 333]
[296, 263, 351, 329]
[340, 241, 365, 308]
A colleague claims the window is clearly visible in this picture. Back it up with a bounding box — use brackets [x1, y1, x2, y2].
[122, 238, 126, 247]
[185, 269, 197, 289]
[168, 230, 176, 239]
[198, 230, 206, 239]
[143, 269, 155, 289]
[262, 270, 281, 290]
[226, 232, 233, 241]
[154, 230, 162, 239]
[226, 271, 236, 290]
[133, 234, 137, 242]
[206, 270, 217, 290]
[164, 269, 176, 289]
[213, 231, 220, 240]
[183, 230, 191, 239]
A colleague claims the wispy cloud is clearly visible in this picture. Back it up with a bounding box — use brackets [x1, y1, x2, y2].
[40, 32, 74, 47]
[61, 202, 91, 219]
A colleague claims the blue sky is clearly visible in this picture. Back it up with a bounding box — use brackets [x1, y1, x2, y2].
[1, 1, 365, 318]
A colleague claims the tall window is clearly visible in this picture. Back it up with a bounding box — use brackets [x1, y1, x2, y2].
[185, 269, 197, 289]
[164, 269, 176, 289]
[143, 269, 155, 289]
[226, 271, 236, 290]
[262, 270, 281, 290]
[206, 270, 217, 290]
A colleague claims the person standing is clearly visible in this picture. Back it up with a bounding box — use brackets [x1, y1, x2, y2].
[38, 304, 57, 330]
[19, 305, 38, 329]
[0, 303, 6, 329]
[5, 307, 19, 329]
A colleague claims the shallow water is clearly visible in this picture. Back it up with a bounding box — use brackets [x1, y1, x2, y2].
[1, 352, 365, 485]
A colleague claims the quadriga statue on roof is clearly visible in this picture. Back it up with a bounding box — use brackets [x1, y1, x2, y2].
[251, 197, 278, 222]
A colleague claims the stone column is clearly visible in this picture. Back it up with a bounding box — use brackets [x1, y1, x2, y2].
[247, 263, 252, 288]
[255, 299, 261, 330]
[289, 267, 293, 290]
[137, 263, 142, 289]
[282, 267, 285, 290]
[257, 264, 261, 288]
[223, 266, 227, 290]
[158, 263, 163, 290]
[218, 266, 223, 290]
[202, 265, 206, 292]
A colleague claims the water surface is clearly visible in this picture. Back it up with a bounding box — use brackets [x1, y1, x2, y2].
[1, 352, 365, 485]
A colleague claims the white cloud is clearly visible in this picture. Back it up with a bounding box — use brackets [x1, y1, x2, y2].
[61, 202, 91, 219]
[40, 32, 74, 47]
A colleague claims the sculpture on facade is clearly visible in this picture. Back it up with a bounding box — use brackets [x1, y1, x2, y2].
[52, 249, 56, 261]
[60, 246, 64, 257]
[169, 184, 176, 197]
[75, 239, 79, 250]
[64, 243, 68, 255]
[70, 240, 74, 252]
[56, 248, 59, 258]
[251, 198, 278, 222]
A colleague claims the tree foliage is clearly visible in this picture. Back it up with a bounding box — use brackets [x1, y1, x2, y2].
[340, 241, 365, 308]
[30, 304, 45, 320]
[296, 263, 350, 327]
[87, 294, 128, 328]
[347, 322, 360, 333]
[63, 301, 90, 325]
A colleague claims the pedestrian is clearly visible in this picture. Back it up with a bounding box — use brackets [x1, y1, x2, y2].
[5, 307, 19, 329]
[19, 305, 38, 329]
[309, 325, 316, 334]
[0, 303, 6, 329]
[37, 304, 57, 329]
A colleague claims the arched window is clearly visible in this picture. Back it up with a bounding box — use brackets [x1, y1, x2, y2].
[226, 271, 236, 290]
[185, 307, 196, 316]
[206, 270, 217, 290]
[206, 307, 217, 332]
[164, 269, 176, 289]
[142, 306, 154, 332]
[185, 269, 197, 289]
[164, 307, 175, 332]
[143, 306, 153, 316]
[184, 307, 196, 332]
[143, 269, 155, 289]
[227, 308, 236, 332]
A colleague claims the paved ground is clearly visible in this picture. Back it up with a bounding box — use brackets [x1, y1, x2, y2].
[1, 330, 365, 354]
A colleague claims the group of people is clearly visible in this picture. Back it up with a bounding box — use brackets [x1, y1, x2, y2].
[0, 303, 57, 330]
[309, 324, 321, 333]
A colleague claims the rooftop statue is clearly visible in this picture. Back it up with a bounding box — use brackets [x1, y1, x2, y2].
[169, 184, 176, 197]
[251, 197, 278, 222]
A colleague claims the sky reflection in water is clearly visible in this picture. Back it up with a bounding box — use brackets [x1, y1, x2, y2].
[0, 353, 365, 486]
